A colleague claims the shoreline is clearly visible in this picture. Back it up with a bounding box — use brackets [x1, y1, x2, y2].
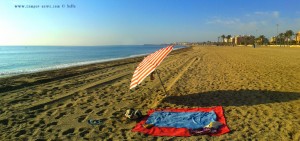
[0, 47, 190, 93]
[0, 46, 187, 79]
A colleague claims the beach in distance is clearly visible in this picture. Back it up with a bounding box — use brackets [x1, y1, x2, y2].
[0, 46, 300, 140]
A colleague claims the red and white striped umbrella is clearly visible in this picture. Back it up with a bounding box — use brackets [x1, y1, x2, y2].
[130, 45, 174, 89]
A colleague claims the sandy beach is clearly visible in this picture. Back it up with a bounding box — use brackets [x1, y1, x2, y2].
[0, 46, 300, 140]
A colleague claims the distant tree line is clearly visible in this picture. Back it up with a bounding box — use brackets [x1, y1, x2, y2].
[273, 30, 297, 45]
[218, 29, 300, 46]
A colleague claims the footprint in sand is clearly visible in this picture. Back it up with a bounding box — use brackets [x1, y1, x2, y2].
[46, 111, 53, 116]
[46, 121, 58, 127]
[47, 128, 53, 133]
[77, 115, 87, 122]
[78, 128, 90, 137]
[15, 129, 26, 137]
[0, 119, 9, 125]
[33, 123, 40, 128]
[111, 111, 122, 117]
[55, 112, 66, 119]
[102, 102, 109, 106]
[96, 109, 106, 116]
[62, 128, 75, 135]
[98, 124, 106, 132]
[39, 119, 46, 125]
[57, 103, 64, 107]
[120, 129, 127, 138]
[87, 98, 93, 103]
[85, 109, 93, 114]
[65, 103, 73, 108]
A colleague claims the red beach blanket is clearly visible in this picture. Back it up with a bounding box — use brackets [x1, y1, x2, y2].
[132, 106, 230, 136]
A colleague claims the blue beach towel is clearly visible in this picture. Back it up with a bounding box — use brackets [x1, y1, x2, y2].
[145, 111, 217, 129]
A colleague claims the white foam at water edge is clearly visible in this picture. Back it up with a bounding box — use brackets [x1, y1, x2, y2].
[173, 46, 186, 50]
[129, 53, 150, 58]
[0, 53, 150, 78]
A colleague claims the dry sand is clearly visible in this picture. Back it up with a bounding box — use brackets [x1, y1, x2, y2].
[0, 46, 300, 140]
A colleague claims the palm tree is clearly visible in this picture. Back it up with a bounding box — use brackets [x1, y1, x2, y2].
[284, 32, 288, 45]
[220, 35, 225, 45]
[243, 35, 255, 46]
[226, 35, 231, 45]
[285, 30, 294, 45]
[226, 35, 231, 44]
[255, 36, 261, 45]
[259, 35, 265, 45]
[279, 33, 284, 46]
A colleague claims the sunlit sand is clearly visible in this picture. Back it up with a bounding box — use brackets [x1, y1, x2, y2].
[0, 46, 300, 140]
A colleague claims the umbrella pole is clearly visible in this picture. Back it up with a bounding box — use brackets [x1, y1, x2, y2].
[156, 70, 168, 96]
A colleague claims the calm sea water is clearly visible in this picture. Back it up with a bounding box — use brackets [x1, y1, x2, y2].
[0, 45, 184, 77]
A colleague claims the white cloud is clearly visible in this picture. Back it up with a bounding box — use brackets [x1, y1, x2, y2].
[206, 17, 254, 28]
[206, 17, 260, 35]
[254, 11, 280, 18]
[206, 17, 241, 25]
[206, 11, 281, 32]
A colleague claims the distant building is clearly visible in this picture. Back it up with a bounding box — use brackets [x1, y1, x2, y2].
[234, 36, 240, 45]
[270, 36, 277, 43]
[224, 38, 229, 43]
[234, 35, 255, 45]
[229, 37, 235, 43]
[295, 31, 300, 44]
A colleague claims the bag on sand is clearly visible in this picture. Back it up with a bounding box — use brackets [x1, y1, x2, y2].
[125, 109, 143, 119]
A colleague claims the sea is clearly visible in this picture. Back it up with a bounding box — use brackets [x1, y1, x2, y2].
[0, 45, 185, 78]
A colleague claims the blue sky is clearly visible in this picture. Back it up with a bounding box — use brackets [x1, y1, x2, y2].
[0, 0, 299, 45]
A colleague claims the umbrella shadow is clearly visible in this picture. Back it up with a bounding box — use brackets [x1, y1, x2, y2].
[162, 90, 300, 107]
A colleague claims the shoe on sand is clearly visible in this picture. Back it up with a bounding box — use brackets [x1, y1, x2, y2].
[88, 119, 102, 125]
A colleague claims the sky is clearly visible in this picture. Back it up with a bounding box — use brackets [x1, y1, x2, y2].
[0, 0, 299, 46]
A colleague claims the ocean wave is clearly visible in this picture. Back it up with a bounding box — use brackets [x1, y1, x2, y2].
[0, 53, 150, 78]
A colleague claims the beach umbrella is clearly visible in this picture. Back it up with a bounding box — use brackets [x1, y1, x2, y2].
[129, 45, 174, 93]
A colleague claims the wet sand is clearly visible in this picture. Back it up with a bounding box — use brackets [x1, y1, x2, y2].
[0, 46, 300, 140]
